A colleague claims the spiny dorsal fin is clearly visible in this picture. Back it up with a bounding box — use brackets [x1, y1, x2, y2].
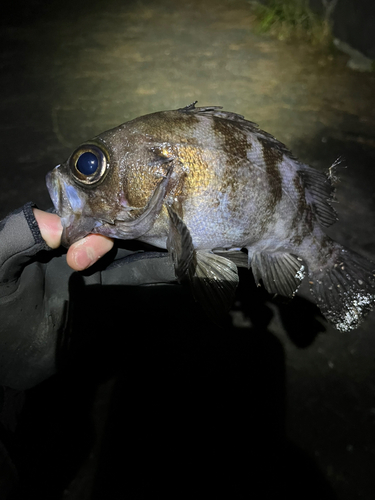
[250, 251, 306, 297]
[178, 101, 199, 112]
[298, 163, 338, 227]
[179, 102, 257, 127]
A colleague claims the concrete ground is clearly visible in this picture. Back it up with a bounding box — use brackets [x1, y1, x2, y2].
[1, 0, 375, 498]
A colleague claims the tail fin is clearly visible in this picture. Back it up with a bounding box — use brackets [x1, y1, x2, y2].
[309, 246, 375, 331]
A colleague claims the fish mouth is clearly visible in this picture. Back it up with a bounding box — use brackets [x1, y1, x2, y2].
[46, 165, 98, 247]
[60, 214, 98, 248]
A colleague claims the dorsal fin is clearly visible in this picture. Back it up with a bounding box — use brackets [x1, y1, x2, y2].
[178, 102, 296, 160]
[298, 163, 338, 227]
[178, 102, 257, 128]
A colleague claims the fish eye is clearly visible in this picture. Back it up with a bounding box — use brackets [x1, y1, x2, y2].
[70, 144, 109, 187]
[76, 152, 98, 175]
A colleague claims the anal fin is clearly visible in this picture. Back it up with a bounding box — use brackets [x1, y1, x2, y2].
[250, 251, 306, 297]
[193, 250, 239, 322]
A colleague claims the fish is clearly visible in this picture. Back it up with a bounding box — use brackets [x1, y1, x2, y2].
[46, 102, 375, 331]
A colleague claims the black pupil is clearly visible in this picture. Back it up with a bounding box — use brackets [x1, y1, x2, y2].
[76, 152, 98, 175]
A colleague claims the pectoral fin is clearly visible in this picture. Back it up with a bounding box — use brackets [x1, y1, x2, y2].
[166, 205, 239, 322]
[166, 205, 196, 281]
[250, 251, 306, 297]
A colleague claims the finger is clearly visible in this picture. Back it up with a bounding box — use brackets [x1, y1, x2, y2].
[67, 234, 114, 271]
[33, 208, 62, 249]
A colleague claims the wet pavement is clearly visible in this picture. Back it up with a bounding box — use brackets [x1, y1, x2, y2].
[1, 0, 375, 498]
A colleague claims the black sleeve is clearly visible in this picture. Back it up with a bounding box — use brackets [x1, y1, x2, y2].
[0, 202, 50, 297]
[0, 203, 61, 390]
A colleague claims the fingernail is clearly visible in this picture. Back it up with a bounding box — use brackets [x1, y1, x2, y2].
[74, 247, 96, 270]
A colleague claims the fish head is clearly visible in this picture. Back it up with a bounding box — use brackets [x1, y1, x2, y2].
[46, 124, 175, 247]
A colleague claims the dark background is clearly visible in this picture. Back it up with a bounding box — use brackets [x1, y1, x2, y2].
[1, 1, 375, 498]
[309, 0, 375, 58]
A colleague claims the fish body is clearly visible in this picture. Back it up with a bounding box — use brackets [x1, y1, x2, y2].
[46, 103, 375, 331]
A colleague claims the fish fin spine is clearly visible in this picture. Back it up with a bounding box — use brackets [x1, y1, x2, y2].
[178, 101, 199, 112]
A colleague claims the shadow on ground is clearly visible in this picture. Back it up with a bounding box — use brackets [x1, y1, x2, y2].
[11, 267, 337, 499]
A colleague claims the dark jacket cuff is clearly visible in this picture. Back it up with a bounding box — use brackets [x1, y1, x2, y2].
[0, 202, 50, 297]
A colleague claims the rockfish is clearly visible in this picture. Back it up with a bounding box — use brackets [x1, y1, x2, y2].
[46, 103, 375, 331]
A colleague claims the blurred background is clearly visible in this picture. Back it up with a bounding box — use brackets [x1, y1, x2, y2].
[1, 0, 375, 498]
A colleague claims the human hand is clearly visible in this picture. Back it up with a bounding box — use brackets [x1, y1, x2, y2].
[33, 208, 114, 271]
[0, 203, 176, 390]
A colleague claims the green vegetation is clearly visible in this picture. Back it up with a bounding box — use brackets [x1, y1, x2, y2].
[251, 0, 334, 48]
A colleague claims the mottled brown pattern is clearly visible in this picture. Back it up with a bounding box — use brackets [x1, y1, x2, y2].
[258, 136, 283, 207]
[212, 117, 249, 193]
[212, 117, 249, 159]
[287, 175, 308, 244]
[286, 175, 310, 246]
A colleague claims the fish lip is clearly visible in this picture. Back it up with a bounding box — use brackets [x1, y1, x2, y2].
[61, 214, 98, 248]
